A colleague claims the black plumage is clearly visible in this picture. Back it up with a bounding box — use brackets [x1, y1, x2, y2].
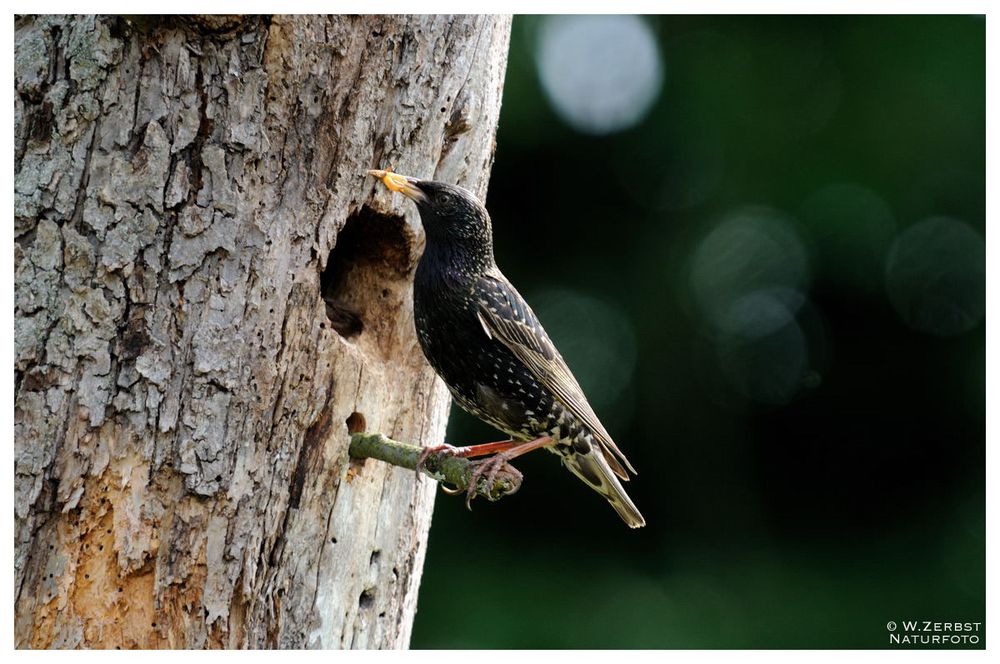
[369, 170, 645, 528]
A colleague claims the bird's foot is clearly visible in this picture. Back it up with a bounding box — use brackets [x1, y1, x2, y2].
[415, 444, 461, 477]
[417, 437, 545, 505]
[462, 452, 523, 509]
[415, 438, 520, 478]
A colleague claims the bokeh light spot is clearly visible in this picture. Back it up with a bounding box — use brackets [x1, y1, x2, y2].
[689, 207, 810, 339]
[800, 183, 896, 295]
[529, 287, 637, 419]
[536, 15, 664, 135]
[885, 217, 985, 337]
[717, 316, 808, 406]
[687, 207, 815, 406]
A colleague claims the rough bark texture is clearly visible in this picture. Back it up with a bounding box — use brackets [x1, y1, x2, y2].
[14, 14, 511, 649]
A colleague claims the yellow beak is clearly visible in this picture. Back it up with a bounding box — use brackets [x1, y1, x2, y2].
[368, 169, 428, 203]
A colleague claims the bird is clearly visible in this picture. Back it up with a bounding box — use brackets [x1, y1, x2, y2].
[368, 168, 645, 528]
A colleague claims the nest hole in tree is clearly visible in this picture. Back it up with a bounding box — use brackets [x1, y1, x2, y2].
[346, 411, 366, 434]
[320, 207, 415, 356]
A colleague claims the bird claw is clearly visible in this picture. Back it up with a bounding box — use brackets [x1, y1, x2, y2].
[463, 453, 523, 509]
[416, 445, 523, 506]
[417, 445, 474, 496]
[415, 444, 459, 477]
[440, 484, 465, 496]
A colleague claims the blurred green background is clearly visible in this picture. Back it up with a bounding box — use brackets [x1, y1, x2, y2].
[410, 15, 984, 649]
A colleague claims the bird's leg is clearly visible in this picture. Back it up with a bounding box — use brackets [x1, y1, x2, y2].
[463, 436, 553, 508]
[414, 438, 520, 476]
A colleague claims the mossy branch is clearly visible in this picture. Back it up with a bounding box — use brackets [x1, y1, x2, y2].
[348, 432, 521, 502]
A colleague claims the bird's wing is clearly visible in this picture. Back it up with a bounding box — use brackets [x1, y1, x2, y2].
[476, 271, 637, 479]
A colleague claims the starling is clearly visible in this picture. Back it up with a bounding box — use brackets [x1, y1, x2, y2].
[368, 169, 645, 528]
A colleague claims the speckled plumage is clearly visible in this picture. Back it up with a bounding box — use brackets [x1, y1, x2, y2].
[375, 173, 644, 528]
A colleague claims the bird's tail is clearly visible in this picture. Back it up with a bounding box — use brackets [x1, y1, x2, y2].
[564, 450, 646, 528]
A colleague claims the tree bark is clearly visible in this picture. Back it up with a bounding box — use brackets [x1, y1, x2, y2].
[14, 14, 511, 649]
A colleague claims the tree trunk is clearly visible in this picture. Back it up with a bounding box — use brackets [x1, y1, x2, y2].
[14, 14, 511, 649]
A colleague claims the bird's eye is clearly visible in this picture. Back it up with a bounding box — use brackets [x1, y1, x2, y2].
[435, 192, 458, 212]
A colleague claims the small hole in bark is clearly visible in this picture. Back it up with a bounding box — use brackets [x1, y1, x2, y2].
[320, 207, 413, 343]
[392, 567, 399, 580]
[370, 550, 381, 565]
[346, 412, 366, 434]
[378, 611, 386, 618]
[330, 537, 337, 544]
[119, 587, 123, 592]
[359, 588, 375, 609]
[27, 100, 55, 145]
[85, 574, 90, 579]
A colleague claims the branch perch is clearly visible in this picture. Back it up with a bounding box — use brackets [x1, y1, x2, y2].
[348, 432, 522, 503]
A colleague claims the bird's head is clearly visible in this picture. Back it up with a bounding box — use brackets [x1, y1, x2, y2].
[368, 169, 494, 262]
